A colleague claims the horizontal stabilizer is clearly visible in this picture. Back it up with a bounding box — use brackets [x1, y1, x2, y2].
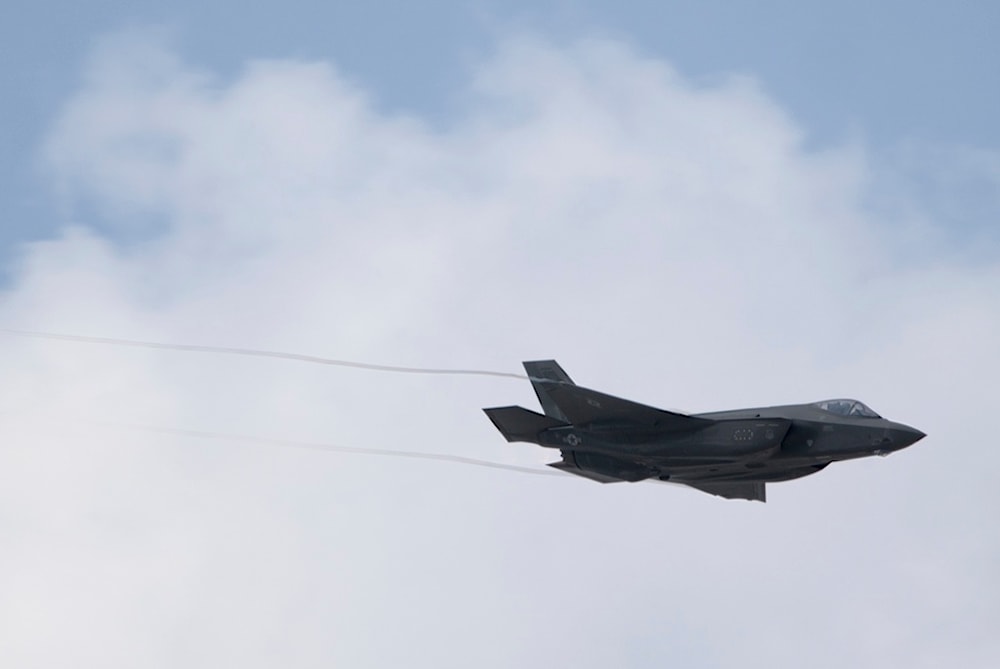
[550, 449, 651, 483]
[542, 382, 712, 431]
[483, 406, 565, 443]
[683, 481, 766, 502]
[548, 459, 624, 483]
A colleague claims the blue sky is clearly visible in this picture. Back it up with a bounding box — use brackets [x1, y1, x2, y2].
[3, 0, 998, 265]
[1, 3, 999, 667]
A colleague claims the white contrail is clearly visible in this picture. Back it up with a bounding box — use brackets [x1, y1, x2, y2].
[131, 424, 565, 477]
[0, 328, 565, 477]
[6, 412, 564, 478]
[0, 328, 530, 380]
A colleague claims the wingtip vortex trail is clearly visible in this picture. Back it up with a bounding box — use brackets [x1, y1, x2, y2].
[0, 328, 559, 477]
[0, 328, 529, 380]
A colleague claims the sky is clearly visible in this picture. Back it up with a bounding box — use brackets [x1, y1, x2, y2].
[1, 2, 999, 668]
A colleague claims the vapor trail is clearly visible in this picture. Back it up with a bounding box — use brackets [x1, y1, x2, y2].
[0, 329, 560, 477]
[0, 328, 529, 380]
[137, 424, 565, 477]
[9, 413, 563, 478]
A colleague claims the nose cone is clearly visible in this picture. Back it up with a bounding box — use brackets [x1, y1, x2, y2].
[888, 423, 926, 450]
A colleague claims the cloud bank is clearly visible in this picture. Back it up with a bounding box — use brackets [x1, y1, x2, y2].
[1, 32, 998, 668]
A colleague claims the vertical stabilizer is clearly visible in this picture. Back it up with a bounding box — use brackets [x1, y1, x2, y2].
[523, 360, 574, 422]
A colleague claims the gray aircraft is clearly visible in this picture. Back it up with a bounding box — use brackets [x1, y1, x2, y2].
[484, 360, 924, 501]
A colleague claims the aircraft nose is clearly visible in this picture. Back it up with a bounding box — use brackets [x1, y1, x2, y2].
[887, 424, 926, 450]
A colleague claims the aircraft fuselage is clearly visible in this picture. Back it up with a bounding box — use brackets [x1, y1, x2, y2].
[484, 361, 925, 500]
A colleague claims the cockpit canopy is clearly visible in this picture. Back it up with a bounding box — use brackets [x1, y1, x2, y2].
[813, 399, 881, 418]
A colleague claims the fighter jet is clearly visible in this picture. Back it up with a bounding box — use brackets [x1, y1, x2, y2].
[484, 360, 924, 502]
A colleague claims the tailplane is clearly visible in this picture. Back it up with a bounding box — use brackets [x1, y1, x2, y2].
[483, 406, 565, 443]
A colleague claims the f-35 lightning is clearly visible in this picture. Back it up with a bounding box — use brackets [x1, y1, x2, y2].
[484, 361, 925, 502]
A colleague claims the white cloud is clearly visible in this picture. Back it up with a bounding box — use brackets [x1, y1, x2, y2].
[2, 31, 998, 668]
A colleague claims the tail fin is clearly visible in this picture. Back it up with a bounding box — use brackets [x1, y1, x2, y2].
[483, 406, 566, 443]
[523, 360, 574, 422]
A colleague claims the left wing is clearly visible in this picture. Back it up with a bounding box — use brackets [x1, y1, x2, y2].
[541, 382, 712, 431]
[522, 359, 711, 431]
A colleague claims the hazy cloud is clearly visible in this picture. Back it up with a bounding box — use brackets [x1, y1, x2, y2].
[2, 31, 998, 668]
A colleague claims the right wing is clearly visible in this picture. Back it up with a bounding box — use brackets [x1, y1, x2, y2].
[682, 481, 767, 502]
